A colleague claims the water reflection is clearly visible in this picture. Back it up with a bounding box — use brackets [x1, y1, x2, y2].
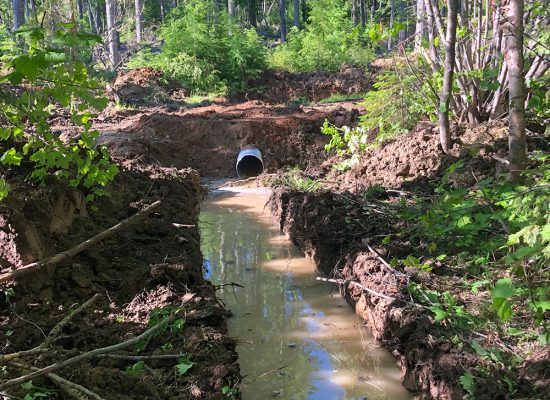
[200, 189, 411, 400]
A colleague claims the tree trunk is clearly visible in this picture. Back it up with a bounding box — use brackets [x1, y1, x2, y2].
[414, 0, 425, 51]
[293, 0, 299, 28]
[29, 0, 36, 18]
[504, 0, 526, 182]
[105, 0, 120, 67]
[351, 0, 358, 25]
[159, 0, 165, 19]
[370, 0, 375, 21]
[228, 0, 235, 17]
[12, 0, 25, 30]
[301, 0, 307, 23]
[279, 0, 286, 42]
[249, 0, 257, 27]
[359, 0, 366, 27]
[438, 0, 459, 153]
[388, 0, 395, 50]
[135, 0, 143, 43]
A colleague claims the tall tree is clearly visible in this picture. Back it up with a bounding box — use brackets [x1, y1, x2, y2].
[248, 0, 257, 27]
[228, 0, 235, 17]
[503, 0, 526, 182]
[12, 0, 25, 30]
[279, 0, 286, 42]
[135, 0, 143, 43]
[359, 0, 366, 26]
[351, 0, 358, 25]
[414, 0, 425, 51]
[438, 0, 458, 153]
[293, 0, 299, 28]
[105, 0, 120, 67]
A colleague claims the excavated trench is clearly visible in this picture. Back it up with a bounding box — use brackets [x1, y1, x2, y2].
[199, 187, 412, 399]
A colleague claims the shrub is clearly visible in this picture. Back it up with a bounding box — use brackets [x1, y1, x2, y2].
[129, 0, 267, 94]
[269, 0, 374, 72]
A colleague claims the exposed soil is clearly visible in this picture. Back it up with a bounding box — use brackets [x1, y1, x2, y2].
[268, 120, 550, 400]
[0, 165, 240, 399]
[52, 100, 361, 178]
[110, 66, 371, 106]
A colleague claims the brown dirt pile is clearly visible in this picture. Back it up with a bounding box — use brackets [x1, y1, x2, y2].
[0, 165, 240, 399]
[82, 101, 361, 178]
[239, 66, 371, 103]
[108, 67, 190, 105]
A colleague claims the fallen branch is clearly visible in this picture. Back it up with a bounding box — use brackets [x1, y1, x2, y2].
[0, 201, 161, 283]
[0, 313, 175, 390]
[42, 294, 101, 348]
[316, 277, 425, 309]
[364, 242, 407, 278]
[7, 361, 105, 400]
[0, 348, 47, 362]
[94, 354, 187, 361]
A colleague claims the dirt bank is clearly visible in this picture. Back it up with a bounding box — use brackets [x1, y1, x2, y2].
[268, 120, 549, 400]
[108, 67, 371, 106]
[52, 100, 361, 178]
[0, 165, 240, 399]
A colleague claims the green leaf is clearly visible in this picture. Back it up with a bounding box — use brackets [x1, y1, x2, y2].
[470, 340, 488, 356]
[429, 306, 448, 321]
[439, 103, 448, 113]
[175, 358, 194, 375]
[1, 149, 23, 166]
[493, 297, 513, 321]
[491, 278, 515, 299]
[459, 372, 474, 391]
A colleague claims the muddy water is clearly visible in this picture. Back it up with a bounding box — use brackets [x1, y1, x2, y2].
[200, 188, 411, 400]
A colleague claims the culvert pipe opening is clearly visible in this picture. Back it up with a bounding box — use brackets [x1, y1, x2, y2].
[236, 148, 264, 178]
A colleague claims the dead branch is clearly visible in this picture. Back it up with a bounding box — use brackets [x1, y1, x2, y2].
[0, 201, 161, 284]
[42, 294, 101, 348]
[0, 313, 175, 390]
[94, 354, 187, 361]
[0, 348, 47, 362]
[7, 361, 105, 400]
[363, 242, 407, 278]
[316, 277, 425, 308]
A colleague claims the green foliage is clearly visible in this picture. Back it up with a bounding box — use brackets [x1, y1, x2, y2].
[175, 356, 194, 375]
[129, 0, 267, 94]
[22, 381, 53, 399]
[321, 63, 437, 162]
[125, 361, 146, 377]
[269, 0, 374, 72]
[0, 25, 118, 202]
[269, 168, 321, 192]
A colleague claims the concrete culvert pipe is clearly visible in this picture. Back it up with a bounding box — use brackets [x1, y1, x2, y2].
[236, 148, 264, 178]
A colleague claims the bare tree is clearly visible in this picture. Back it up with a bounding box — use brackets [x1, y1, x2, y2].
[279, 0, 286, 42]
[135, 0, 143, 43]
[503, 0, 526, 182]
[105, 0, 120, 67]
[438, 0, 459, 153]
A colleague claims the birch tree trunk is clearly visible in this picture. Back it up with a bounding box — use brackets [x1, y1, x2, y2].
[438, 0, 459, 153]
[135, 0, 143, 43]
[503, 0, 526, 182]
[228, 0, 235, 17]
[105, 0, 120, 67]
[414, 0, 425, 51]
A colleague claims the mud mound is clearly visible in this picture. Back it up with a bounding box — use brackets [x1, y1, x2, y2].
[108, 67, 189, 105]
[94, 101, 361, 177]
[239, 66, 371, 103]
[327, 119, 516, 192]
[0, 165, 240, 399]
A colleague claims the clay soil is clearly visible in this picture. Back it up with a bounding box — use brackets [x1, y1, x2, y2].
[0, 165, 240, 399]
[268, 120, 549, 400]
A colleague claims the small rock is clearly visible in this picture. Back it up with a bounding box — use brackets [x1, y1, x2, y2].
[272, 390, 283, 397]
[287, 342, 297, 348]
